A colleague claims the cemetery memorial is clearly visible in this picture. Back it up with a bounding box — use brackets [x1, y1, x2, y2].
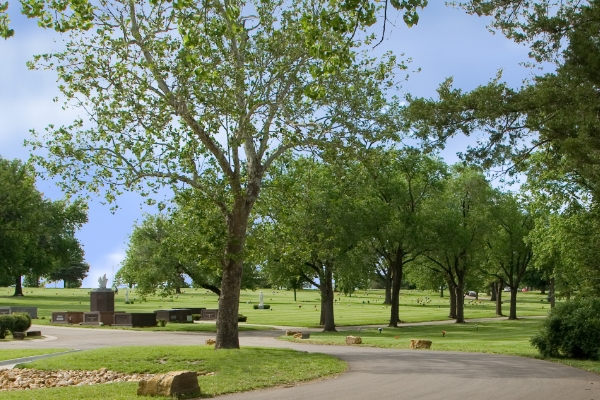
[48, 275, 214, 327]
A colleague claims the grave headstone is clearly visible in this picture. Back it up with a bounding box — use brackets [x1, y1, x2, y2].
[201, 309, 218, 320]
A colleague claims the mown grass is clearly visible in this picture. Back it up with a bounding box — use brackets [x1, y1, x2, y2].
[281, 318, 600, 374]
[0, 287, 552, 328]
[0, 346, 346, 399]
[0, 349, 69, 362]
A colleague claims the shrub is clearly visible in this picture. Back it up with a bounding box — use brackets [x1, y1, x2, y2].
[238, 314, 247, 322]
[0, 315, 14, 339]
[11, 313, 31, 333]
[192, 314, 201, 321]
[157, 319, 167, 327]
[531, 297, 600, 360]
[253, 304, 270, 309]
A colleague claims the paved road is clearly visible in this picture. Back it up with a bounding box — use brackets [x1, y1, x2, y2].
[2, 324, 600, 400]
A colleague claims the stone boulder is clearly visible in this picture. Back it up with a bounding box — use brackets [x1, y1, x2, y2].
[346, 335, 362, 345]
[205, 338, 216, 345]
[286, 330, 301, 336]
[27, 331, 41, 337]
[293, 333, 302, 339]
[409, 339, 432, 349]
[12, 332, 25, 340]
[301, 332, 310, 339]
[137, 371, 199, 398]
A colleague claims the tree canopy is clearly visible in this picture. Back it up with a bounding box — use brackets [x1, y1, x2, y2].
[0, 157, 88, 296]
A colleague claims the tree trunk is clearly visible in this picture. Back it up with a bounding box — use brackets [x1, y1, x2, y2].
[448, 280, 457, 319]
[175, 286, 181, 294]
[490, 282, 497, 302]
[293, 287, 297, 302]
[508, 287, 518, 320]
[495, 281, 503, 316]
[455, 276, 465, 323]
[388, 250, 403, 327]
[13, 276, 23, 296]
[383, 271, 392, 304]
[549, 277, 555, 308]
[440, 285, 444, 298]
[215, 202, 250, 349]
[319, 265, 336, 332]
[540, 283, 546, 294]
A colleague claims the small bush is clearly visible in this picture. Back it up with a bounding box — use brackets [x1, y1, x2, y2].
[0, 315, 14, 339]
[192, 314, 201, 321]
[11, 313, 31, 333]
[157, 319, 167, 327]
[253, 304, 270, 309]
[238, 314, 247, 322]
[531, 297, 600, 360]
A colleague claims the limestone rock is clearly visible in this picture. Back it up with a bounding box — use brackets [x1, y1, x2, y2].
[410, 339, 432, 349]
[11, 332, 25, 340]
[293, 333, 302, 339]
[346, 335, 362, 345]
[301, 332, 310, 339]
[286, 330, 301, 336]
[137, 371, 200, 398]
[205, 338, 216, 345]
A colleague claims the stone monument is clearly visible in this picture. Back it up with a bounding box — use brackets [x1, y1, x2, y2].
[259, 291, 264, 309]
[90, 274, 115, 312]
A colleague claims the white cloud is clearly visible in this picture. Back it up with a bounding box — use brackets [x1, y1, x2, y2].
[82, 249, 126, 289]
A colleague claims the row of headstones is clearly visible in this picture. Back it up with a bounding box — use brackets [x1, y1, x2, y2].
[0, 306, 38, 319]
[51, 308, 219, 327]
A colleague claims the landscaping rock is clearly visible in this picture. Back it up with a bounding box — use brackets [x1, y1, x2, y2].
[137, 371, 200, 398]
[11, 332, 25, 340]
[410, 339, 432, 349]
[0, 369, 153, 391]
[205, 338, 216, 345]
[286, 330, 301, 336]
[301, 332, 310, 339]
[26, 331, 41, 337]
[346, 335, 362, 345]
[293, 333, 302, 339]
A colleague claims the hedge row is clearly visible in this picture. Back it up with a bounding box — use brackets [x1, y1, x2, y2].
[0, 313, 32, 339]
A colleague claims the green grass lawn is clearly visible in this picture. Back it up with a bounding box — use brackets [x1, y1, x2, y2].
[0, 287, 552, 328]
[0, 346, 346, 399]
[0, 349, 69, 362]
[281, 318, 600, 374]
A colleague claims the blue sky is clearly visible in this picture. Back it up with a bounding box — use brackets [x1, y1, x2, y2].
[0, 2, 534, 288]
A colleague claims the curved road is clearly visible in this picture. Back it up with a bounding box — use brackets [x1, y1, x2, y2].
[2, 324, 599, 400]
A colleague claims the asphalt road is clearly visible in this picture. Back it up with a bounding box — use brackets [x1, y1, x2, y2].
[2, 324, 600, 400]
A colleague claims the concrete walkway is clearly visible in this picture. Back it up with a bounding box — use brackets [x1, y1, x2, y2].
[1, 321, 599, 400]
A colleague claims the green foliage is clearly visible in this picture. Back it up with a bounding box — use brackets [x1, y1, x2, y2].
[0, 314, 14, 339]
[252, 304, 270, 310]
[22, 0, 403, 345]
[0, 157, 88, 295]
[238, 314, 247, 322]
[531, 298, 600, 360]
[10, 312, 32, 333]
[47, 257, 89, 289]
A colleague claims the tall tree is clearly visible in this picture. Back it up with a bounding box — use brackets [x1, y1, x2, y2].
[422, 165, 494, 323]
[485, 193, 534, 319]
[360, 148, 447, 327]
[260, 157, 371, 331]
[0, 157, 88, 296]
[26, 0, 401, 347]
